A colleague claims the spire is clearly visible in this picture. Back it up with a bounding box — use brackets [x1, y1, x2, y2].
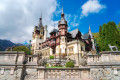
[58, 4, 67, 26]
[62, 5, 64, 14]
[61, 5, 65, 20]
[40, 10, 42, 19]
[61, 5, 64, 18]
[89, 25, 91, 31]
[38, 10, 43, 27]
[88, 25, 93, 38]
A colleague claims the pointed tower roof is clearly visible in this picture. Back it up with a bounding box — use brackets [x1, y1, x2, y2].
[88, 25, 93, 39]
[38, 11, 43, 28]
[89, 25, 91, 31]
[62, 5, 64, 14]
[58, 5, 67, 25]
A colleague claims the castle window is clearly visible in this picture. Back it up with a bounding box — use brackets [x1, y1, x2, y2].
[39, 43, 41, 45]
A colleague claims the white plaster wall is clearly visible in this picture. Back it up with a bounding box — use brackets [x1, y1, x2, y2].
[56, 45, 60, 54]
[60, 44, 66, 53]
[67, 41, 84, 54]
[50, 48, 52, 55]
[60, 36, 66, 54]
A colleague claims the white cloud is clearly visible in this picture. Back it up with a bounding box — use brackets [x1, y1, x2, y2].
[0, 0, 59, 43]
[70, 15, 79, 27]
[80, 0, 106, 18]
[65, 14, 80, 31]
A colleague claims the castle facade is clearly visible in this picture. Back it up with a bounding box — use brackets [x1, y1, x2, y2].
[31, 7, 96, 61]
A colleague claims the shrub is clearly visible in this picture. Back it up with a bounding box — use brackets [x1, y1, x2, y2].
[13, 46, 31, 54]
[65, 61, 74, 67]
[49, 55, 54, 59]
[46, 63, 49, 67]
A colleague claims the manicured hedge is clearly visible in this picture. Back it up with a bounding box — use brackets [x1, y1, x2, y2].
[49, 55, 54, 59]
[65, 61, 74, 67]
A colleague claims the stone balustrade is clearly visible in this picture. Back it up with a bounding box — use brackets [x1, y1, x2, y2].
[87, 51, 120, 66]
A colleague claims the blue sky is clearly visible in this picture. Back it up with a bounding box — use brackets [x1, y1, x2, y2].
[0, 0, 120, 43]
[53, 0, 120, 34]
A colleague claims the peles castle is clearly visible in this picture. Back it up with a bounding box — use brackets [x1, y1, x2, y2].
[31, 7, 96, 63]
[1, 7, 120, 80]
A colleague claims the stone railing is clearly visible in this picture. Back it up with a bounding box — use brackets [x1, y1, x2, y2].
[37, 67, 90, 80]
[87, 51, 120, 66]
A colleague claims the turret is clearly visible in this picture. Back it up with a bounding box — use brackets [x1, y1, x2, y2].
[38, 12, 43, 28]
[58, 6, 68, 36]
[89, 25, 95, 50]
[58, 6, 68, 54]
[88, 25, 93, 39]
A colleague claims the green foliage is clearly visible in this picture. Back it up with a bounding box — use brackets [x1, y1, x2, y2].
[93, 21, 120, 51]
[117, 23, 120, 34]
[13, 46, 32, 55]
[49, 55, 54, 59]
[65, 61, 74, 67]
[118, 23, 120, 29]
[46, 63, 49, 67]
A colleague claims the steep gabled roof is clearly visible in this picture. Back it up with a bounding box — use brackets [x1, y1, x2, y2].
[69, 29, 79, 38]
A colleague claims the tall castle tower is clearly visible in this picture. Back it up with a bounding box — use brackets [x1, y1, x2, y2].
[58, 6, 68, 54]
[32, 14, 47, 54]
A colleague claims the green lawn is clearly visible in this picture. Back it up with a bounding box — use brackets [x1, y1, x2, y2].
[46, 66, 68, 68]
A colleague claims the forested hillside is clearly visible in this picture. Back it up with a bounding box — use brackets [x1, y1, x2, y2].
[0, 39, 23, 51]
